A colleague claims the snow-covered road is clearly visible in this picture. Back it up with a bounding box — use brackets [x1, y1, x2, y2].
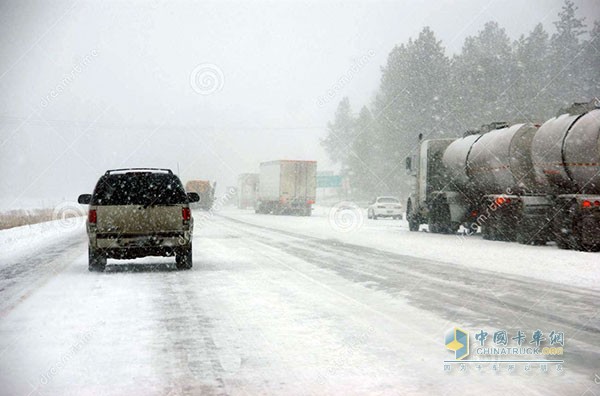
[0, 210, 598, 395]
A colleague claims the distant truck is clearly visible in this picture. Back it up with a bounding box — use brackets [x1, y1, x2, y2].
[237, 173, 259, 209]
[185, 180, 216, 211]
[256, 160, 317, 216]
[405, 100, 600, 251]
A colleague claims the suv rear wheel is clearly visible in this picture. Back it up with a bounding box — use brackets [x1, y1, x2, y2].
[88, 246, 106, 272]
[176, 243, 193, 270]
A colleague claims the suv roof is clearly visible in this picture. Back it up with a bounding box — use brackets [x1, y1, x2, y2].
[92, 171, 187, 206]
[104, 168, 173, 175]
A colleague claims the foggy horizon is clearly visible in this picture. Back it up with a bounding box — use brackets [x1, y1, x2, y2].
[1, 0, 598, 207]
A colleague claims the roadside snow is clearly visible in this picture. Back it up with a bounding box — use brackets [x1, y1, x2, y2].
[0, 217, 85, 263]
[218, 206, 600, 291]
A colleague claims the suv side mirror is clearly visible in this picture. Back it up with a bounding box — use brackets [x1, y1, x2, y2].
[405, 156, 412, 171]
[187, 192, 200, 203]
[78, 194, 92, 204]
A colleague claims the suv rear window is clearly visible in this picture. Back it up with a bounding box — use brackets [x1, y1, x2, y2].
[92, 173, 188, 206]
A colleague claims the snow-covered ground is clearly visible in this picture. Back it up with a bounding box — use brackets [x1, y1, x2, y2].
[0, 216, 85, 260]
[219, 205, 600, 291]
[0, 211, 598, 395]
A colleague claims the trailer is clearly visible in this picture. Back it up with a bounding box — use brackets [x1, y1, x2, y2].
[237, 173, 259, 209]
[185, 180, 216, 211]
[405, 101, 600, 251]
[256, 160, 317, 216]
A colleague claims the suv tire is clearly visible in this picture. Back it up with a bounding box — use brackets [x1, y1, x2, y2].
[88, 246, 106, 272]
[176, 244, 193, 270]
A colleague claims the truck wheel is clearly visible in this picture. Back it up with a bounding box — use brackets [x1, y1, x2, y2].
[428, 200, 451, 234]
[553, 202, 583, 250]
[447, 222, 460, 234]
[406, 202, 419, 232]
[482, 224, 494, 240]
[88, 247, 106, 272]
[176, 244, 193, 270]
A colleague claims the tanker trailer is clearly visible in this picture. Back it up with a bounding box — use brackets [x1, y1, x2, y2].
[531, 105, 600, 251]
[406, 122, 545, 238]
[464, 123, 554, 244]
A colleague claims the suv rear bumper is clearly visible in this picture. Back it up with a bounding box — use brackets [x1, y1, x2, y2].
[89, 230, 192, 257]
[99, 246, 187, 259]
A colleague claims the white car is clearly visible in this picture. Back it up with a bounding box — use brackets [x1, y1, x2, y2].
[367, 196, 403, 220]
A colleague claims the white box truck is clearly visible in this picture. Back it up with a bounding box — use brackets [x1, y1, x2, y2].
[256, 160, 317, 216]
[237, 173, 259, 209]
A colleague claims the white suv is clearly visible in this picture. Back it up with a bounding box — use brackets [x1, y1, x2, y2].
[367, 196, 403, 220]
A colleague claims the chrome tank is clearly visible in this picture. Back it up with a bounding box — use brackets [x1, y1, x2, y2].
[442, 134, 481, 190]
[531, 109, 600, 194]
[467, 123, 539, 193]
[441, 124, 538, 194]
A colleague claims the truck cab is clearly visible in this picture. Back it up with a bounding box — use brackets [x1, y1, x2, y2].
[405, 139, 455, 232]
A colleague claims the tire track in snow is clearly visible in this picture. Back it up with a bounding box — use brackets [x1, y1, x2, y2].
[218, 214, 600, 374]
[0, 237, 86, 318]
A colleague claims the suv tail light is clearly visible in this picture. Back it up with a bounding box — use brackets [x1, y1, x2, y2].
[88, 209, 97, 224]
[182, 207, 191, 221]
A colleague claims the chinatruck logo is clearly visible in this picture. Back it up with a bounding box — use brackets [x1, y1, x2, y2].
[444, 327, 565, 374]
[445, 327, 469, 360]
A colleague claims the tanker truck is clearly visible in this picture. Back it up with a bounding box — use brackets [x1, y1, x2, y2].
[185, 180, 216, 211]
[405, 101, 600, 251]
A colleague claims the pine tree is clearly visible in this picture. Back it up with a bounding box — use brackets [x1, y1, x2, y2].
[581, 21, 600, 101]
[512, 23, 553, 121]
[345, 106, 382, 197]
[549, 0, 587, 106]
[450, 21, 516, 128]
[372, 27, 450, 196]
[321, 97, 355, 165]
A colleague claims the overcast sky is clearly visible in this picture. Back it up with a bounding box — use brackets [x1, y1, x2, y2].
[0, 0, 598, 208]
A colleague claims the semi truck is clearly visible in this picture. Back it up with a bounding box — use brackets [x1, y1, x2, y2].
[405, 101, 600, 251]
[185, 180, 216, 211]
[256, 160, 317, 216]
[237, 173, 259, 209]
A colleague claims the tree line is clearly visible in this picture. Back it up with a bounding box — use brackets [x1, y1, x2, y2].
[322, 0, 599, 200]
